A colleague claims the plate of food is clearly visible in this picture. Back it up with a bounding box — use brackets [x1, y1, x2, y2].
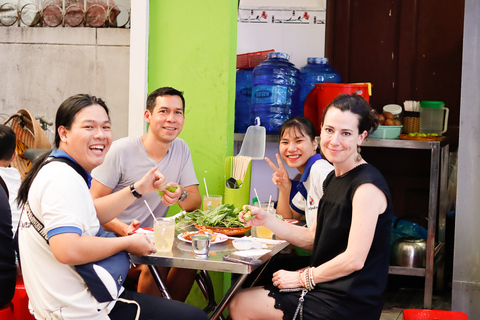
[177, 231, 228, 244]
[194, 224, 251, 237]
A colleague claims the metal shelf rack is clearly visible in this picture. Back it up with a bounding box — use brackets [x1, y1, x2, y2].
[362, 138, 450, 309]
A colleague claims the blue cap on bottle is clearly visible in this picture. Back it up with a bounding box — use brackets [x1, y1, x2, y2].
[307, 57, 328, 64]
[268, 52, 290, 60]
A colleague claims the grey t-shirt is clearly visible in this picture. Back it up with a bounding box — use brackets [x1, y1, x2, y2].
[92, 136, 199, 227]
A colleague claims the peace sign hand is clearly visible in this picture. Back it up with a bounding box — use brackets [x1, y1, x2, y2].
[265, 154, 291, 192]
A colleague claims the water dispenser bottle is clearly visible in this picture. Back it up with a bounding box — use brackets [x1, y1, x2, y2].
[235, 67, 254, 133]
[299, 57, 341, 109]
[251, 52, 301, 134]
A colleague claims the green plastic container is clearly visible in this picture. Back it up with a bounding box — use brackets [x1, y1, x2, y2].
[224, 156, 252, 209]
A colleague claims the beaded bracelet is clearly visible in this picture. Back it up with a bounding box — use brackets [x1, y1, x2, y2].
[304, 268, 314, 291]
[304, 269, 310, 290]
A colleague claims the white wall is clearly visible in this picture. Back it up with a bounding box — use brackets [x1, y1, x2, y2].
[128, 0, 148, 137]
[0, 27, 130, 142]
[251, 142, 301, 202]
[237, 6, 326, 68]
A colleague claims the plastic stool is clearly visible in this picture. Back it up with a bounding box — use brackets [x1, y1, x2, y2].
[0, 304, 15, 320]
[403, 309, 469, 320]
[12, 276, 34, 320]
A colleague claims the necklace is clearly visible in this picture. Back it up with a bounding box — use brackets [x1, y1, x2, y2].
[336, 162, 367, 178]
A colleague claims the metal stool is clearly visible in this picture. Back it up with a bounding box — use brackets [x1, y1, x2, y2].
[403, 309, 469, 320]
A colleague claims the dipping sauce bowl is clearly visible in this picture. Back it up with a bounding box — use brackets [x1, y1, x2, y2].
[232, 239, 253, 250]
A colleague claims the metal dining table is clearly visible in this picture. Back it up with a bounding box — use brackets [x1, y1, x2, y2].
[130, 234, 290, 320]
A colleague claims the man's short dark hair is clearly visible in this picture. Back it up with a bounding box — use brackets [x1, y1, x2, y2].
[146, 87, 185, 113]
[0, 125, 16, 161]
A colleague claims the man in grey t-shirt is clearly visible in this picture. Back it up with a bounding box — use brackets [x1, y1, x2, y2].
[91, 87, 201, 301]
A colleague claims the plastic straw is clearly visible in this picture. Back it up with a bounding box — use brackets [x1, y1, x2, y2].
[204, 177, 209, 197]
[254, 188, 261, 208]
[267, 195, 272, 214]
[144, 200, 156, 221]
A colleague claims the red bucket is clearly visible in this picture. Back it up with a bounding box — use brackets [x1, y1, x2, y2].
[304, 83, 372, 135]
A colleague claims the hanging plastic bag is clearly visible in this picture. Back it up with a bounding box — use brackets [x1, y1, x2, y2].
[390, 216, 428, 247]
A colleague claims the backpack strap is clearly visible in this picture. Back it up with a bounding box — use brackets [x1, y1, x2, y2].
[25, 201, 49, 243]
[24, 156, 90, 244]
[45, 157, 89, 186]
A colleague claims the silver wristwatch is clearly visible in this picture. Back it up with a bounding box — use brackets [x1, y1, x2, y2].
[178, 188, 188, 202]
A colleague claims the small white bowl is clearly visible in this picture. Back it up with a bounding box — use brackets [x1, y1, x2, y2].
[232, 239, 253, 250]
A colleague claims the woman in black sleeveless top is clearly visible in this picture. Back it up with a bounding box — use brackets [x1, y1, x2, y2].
[229, 94, 393, 320]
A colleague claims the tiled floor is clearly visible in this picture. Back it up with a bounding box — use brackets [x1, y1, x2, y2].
[380, 276, 452, 320]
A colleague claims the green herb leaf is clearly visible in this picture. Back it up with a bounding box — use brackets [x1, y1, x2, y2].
[176, 204, 248, 228]
[156, 186, 178, 197]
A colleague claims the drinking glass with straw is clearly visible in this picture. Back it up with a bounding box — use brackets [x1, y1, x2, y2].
[253, 190, 275, 239]
[145, 200, 175, 251]
[202, 177, 222, 211]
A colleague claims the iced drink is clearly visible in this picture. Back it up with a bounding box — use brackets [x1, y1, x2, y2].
[154, 217, 175, 251]
[203, 195, 222, 211]
[255, 203, 275, 239]
[255, 226, 274, 239]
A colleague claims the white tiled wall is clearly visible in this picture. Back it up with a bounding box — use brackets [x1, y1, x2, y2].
[237, 5, 326, 68]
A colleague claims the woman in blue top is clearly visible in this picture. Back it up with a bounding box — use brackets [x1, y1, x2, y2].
[265, 116, 333, 228]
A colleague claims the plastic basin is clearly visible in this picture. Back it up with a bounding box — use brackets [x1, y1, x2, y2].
[369, 125, 402, 139]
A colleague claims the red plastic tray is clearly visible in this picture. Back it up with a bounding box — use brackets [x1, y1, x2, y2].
[403, 309, 468, 320]
[236, 49, 274, 69]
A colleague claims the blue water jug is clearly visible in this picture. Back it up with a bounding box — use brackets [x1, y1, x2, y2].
[299, 57, 341, 109]
[251, 52, 301, 134]
[235, 67, 254, 133]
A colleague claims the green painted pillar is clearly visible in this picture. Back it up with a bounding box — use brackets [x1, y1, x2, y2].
[148, 1, 237, 193]
[148, 0, 238, 311]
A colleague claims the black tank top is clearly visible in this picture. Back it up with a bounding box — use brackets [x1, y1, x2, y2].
[309, 163, 393, 320]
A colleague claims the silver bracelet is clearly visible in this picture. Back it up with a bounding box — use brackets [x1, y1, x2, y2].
[309, 267, 316, 288]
